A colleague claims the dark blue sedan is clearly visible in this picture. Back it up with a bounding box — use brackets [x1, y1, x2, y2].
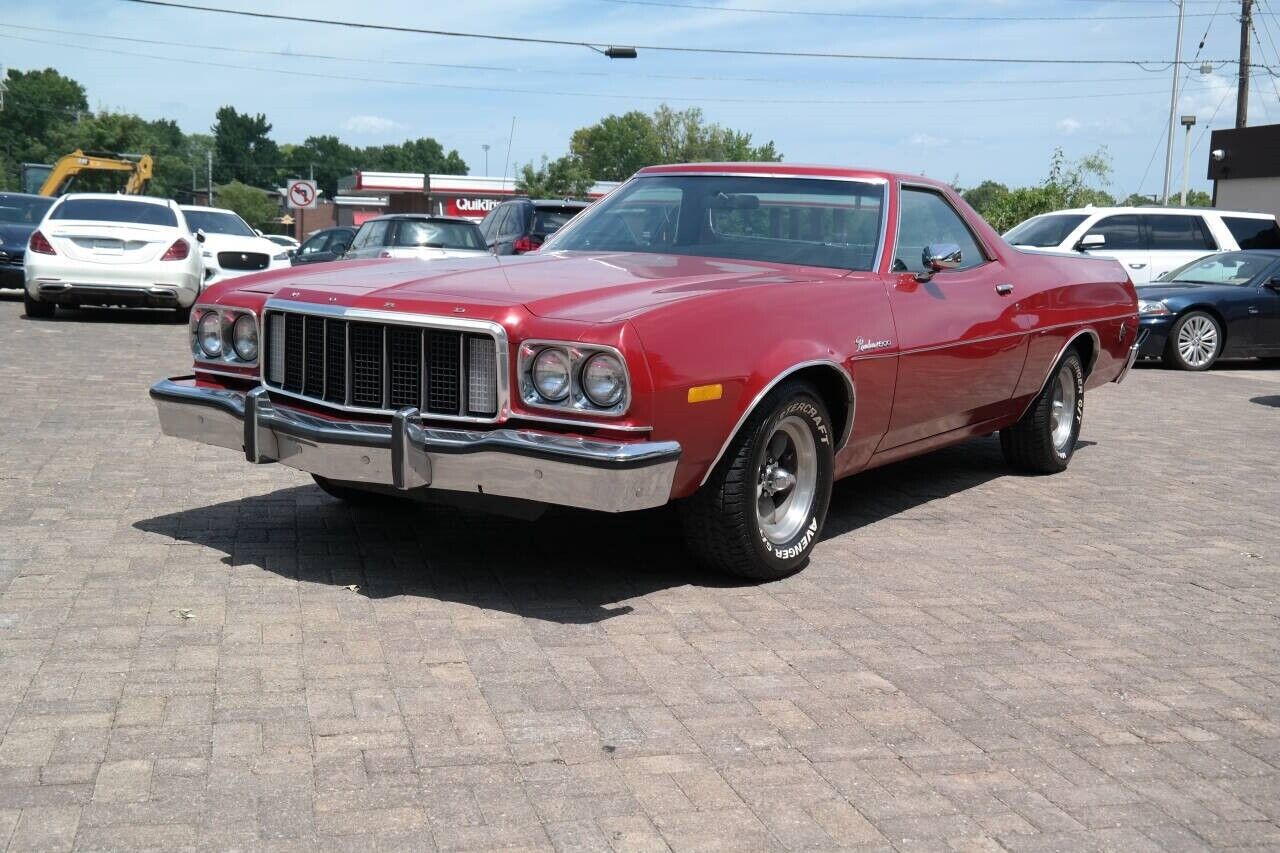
[0, 193, 54, 289]
[1137, 250, 1280, 370]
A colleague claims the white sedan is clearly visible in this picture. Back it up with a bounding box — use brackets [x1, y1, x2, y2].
[24, 194, 202, 319]
[181, 206, 291, 286]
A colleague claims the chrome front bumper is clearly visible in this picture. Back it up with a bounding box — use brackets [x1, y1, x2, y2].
[150, 378, 681, 513]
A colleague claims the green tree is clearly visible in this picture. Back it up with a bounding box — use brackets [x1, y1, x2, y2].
[960, 180, 1009, 220]
[215, 180, 278, 230]
[0, 67, 88, 190]
[982, 147, 1116, 233]
[515, 155, 593, 199]
[212, 106, 280, 188]
[357, 138, 468, 181]
[569, 105, 780, 181]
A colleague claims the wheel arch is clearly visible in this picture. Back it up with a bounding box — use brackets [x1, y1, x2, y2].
[1173, 304, 1229, 348]
[698, 359, 855, 488]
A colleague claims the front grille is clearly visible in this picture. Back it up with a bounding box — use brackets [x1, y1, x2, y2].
[218, 251, 270, 271]
[263, 308, 500, 419]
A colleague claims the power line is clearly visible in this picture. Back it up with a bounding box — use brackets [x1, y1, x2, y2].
[594, 0, 1231, 21]
[3, 32, 1227, 107]
[0, 23, 1186, 89]
[113, 0, 1240, 68]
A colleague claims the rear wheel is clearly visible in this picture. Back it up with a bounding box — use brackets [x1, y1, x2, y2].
[1000, 352, 1084, 474]
[23, 291, 55, 319]
[1165, 310, 1222, 371]
[681, 381, 834, 581]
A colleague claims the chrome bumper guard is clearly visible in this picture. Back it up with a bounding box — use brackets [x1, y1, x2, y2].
[150, 378, 681, 513]
[1113, 329, 1147, 384]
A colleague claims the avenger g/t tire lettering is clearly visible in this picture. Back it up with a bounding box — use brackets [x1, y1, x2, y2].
[681, 380, 835, 581]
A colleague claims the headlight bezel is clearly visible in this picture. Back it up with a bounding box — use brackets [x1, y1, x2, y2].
[517, 340, 631, 417]
[190, 305, 260, 367]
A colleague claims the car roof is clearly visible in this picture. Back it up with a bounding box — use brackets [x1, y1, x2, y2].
[527, 199, 591, 208]
[55, 193, 173, 206]
[1044, 206, 1275, 219]
[366, 214, 478, 225]
[0, 191, 49, 201]
[179, 205, 243, 216]
[635, 161, 925, 187]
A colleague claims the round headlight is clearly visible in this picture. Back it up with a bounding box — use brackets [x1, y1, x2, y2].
[581, 353, 625, 407]
[197, 311, 223, 357]
[532, 348, 571, 401]
[232, 314, 258, 361]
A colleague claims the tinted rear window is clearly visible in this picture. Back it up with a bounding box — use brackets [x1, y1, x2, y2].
[1222, 216, 1280, 249]
[1145, 214, 1216, 251]
[532, 207, 584, 236]
[1004, 214, 1088, 248]
[51, 198, 177, 227]
[392, 219, 484, 250]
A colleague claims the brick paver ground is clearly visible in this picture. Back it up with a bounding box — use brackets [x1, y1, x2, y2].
[0, 295, 1277, 851]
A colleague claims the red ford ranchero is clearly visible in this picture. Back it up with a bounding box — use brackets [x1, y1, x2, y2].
[152, 163, 1140, 580]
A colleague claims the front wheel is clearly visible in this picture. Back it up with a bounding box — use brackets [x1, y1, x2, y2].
[1166, 310, 1222, 371]
[23, 291, 55, 319]
[1000, 352, 1084, 474]
[681, 381, 834, 581]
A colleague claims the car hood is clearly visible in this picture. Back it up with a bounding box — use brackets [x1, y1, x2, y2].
[238, 250, 848, 323]
[200, 233, 284, 256]
[0, 222, 36, 248]
[1136, 281, 1248, 303]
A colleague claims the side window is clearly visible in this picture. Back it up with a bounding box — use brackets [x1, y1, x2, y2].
[1087, 215, 1144, 251]
[356, 219, 390, 249]
[330, 231, 353, 255]
[501, 204, 527, 238]
[478, 207, 500, 240]
[350, 223, 373, 250]
[895, 187, 986, 273]
[1221, 215, 1280, 249]
[299, 233, 328, 256]
[1145, 215, 1216, 251]
[487, 206, 510, 242]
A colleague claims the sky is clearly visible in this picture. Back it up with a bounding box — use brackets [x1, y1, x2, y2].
[3, 0, 1278, 199]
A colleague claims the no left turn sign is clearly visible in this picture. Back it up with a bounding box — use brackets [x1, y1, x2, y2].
[286, 179, 318, 209]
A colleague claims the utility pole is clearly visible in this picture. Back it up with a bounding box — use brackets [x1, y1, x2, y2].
[1162, 0, 1186, 205]
[1237, 0, 1253, 128]
[206, 150, 213, 206]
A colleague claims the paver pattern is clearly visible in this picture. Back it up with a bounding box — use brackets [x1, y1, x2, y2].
[0, 295, 1278, 852]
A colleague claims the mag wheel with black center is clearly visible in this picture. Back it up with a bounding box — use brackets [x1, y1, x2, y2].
[1000, 351, 1084, 474]
[681, 380, 834, 581]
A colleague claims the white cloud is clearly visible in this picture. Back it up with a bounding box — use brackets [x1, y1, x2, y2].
[341, 115, 402, 135]
[906, 133, 949, 148]
[1056, 118, 1083, 135]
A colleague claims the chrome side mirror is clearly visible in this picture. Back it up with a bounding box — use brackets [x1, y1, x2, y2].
[916, 243, 962, 281]
[195, 228, 207, 244]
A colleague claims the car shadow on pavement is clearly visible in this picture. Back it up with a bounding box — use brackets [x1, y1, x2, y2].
[134, 436, 1019, 623]
[1252, 394, 1280, 408]
[20, 305, 183, 325]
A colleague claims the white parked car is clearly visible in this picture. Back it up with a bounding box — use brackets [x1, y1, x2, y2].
[263, 233, 300, 254]
[343, 214, 490, 261]
[181, 206, 291, 286]
[1004, 206, 1280, 284]
[24, 194, 202, 319]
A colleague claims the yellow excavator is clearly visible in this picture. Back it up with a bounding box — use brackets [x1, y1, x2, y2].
[29, 150, 154, 196]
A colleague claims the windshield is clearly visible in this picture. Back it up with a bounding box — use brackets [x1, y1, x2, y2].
[1004, 214, 1088, 247]
[183, 209, 256, 237]
[51, 198, 177, 227]
[393, 219, 483, 250]
[545, 175, 884, 270]
[1157, 251, 1274, 286]
[0, 194, 53, 225]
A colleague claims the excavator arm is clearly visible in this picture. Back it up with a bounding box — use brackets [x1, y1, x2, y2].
[38, 150, 154, 196]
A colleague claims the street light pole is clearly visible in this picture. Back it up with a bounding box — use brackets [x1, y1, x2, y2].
[482, 144, 490, 175]
[1162, 0, 1186, 205]
[1180, 114, 1197, 205]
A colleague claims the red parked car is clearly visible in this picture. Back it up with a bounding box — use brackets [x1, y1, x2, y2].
[151, 163, 1140, 580]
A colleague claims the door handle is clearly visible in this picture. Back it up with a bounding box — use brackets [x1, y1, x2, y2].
[995, 283, 1014, 296]
[1248, 306, 1260, 315]
[1128, 263, 1147, 270]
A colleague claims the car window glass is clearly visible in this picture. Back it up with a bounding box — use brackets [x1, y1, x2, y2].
[51, 198, 177, 227]
[1087, 214, 1144, 251]
[393, 219, 484, 250]
[501, 205, 526, 238]
[1222, 216, 1280, 249]
[1004, 214, 1088, 248]
[330, 232, 352, 255]
[478, 207, 499, 240]
[532, 207, 583, 236]
[895, 188, 985, 273]
[0, 194, 53, 224]
[299, 233, 328, 255]
[487, 206, 510, 241]
[1163, 251, 1272, 285]
[1145, 215, 1216, 251]
[354, 219, 389, 249]
[182, 209, 256, 237]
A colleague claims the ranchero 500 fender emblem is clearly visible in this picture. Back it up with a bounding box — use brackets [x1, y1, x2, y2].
[855, 337, 893, 352]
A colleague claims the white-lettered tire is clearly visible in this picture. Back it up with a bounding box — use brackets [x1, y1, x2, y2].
[681, 381, 834, 581]
[23, 291, 55, 319]
[1000, 351, 1084, 474]
[1165, 310, 1222, 370]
